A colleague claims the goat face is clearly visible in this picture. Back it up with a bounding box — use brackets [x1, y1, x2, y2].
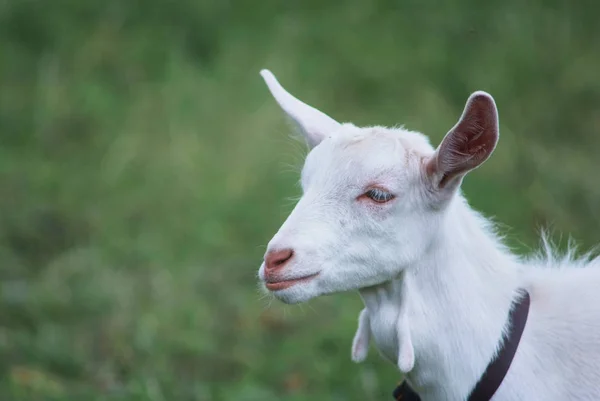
[257, 70, 499, 304]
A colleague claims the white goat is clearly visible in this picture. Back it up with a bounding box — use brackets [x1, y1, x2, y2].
[257, 69, 600, 401]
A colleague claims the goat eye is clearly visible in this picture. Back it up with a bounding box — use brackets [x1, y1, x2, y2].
[363, 188, 395, 203]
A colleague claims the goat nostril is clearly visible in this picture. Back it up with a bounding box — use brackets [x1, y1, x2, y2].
[265, 248, 294, 271]
[274, 250, 292, 266]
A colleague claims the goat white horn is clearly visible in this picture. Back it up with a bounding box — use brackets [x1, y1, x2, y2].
[260, 69, 340, 147]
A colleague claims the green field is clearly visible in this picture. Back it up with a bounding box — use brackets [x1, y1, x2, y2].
[1, 1, 599, 400]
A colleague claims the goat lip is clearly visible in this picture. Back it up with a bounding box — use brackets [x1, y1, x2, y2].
[265, 273, 319, 291]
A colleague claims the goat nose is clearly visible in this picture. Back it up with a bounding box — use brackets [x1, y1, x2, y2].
[264, 248, 294, 272]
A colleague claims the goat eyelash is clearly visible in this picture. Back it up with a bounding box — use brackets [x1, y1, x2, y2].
[361, 188, 396, 203]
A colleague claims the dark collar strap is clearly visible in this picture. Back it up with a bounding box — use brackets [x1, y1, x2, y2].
[393, 380, 421, 401]
[392, 290, 531, 401]
[466, 290, 530, 400]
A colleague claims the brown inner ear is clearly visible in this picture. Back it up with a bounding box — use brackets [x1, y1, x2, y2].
[438, 172, 452, 189]
[435, 95, 498, 188]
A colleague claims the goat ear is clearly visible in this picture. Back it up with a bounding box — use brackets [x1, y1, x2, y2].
[260, 69, 341, 148]
[426, 91, 499, 191]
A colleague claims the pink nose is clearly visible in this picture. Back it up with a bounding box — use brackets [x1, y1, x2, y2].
[264, 248, 294, 272]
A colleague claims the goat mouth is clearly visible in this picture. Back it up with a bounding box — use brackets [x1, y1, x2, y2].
[265, 273, 319, 291]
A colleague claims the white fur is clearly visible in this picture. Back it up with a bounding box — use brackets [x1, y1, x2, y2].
[257, 69, 600, 401]
[351, 308, 371, 363]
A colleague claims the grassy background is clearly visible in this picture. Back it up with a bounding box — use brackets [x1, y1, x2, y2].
[1, 0, 599, 400]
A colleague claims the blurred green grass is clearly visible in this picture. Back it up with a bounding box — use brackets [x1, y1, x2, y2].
[1, 0, 599, 400]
